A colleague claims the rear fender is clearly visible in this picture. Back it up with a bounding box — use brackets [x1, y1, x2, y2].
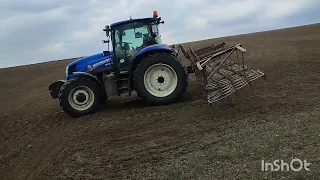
[132, 44, 174, 61]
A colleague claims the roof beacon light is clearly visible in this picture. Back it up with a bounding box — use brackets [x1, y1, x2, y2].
[153, 10, 158, 18]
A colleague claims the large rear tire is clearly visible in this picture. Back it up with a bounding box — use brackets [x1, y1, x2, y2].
[58, 77, 101, 117]
[134, 52, 188, 105]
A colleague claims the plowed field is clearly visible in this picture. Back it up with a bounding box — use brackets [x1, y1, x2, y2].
[1, 23, 320, 179]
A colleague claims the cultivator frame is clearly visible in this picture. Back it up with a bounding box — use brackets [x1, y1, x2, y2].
[179, 42, 266, 103]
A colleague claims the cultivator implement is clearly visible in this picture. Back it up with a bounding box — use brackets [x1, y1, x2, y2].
[179, 42, 266, 103]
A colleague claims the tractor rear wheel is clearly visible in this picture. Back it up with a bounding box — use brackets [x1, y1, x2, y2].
[134, 52, 188, 105]
[58, 77, 101, 117]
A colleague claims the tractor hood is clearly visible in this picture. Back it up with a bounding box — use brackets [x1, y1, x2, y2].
[68, 52, 113, 67]
[66, 51, 114, 79]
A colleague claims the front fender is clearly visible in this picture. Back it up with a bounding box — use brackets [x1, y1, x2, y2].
[48, 80, 66, 99]
[72, 72, 104, 88]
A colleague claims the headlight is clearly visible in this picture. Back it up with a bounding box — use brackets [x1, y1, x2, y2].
[66, 66, 68, 75]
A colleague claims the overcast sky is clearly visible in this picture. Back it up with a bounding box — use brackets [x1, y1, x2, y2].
[0, 0, 319, 68]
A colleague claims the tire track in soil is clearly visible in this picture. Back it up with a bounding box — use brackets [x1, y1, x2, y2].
[47, 99, 242, 178]
[52, 89, 319, 179]
[3, 112, 78, 180]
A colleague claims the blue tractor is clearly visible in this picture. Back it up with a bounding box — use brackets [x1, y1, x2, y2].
[49, 11, 190, 117]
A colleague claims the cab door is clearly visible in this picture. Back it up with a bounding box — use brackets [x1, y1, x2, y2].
[113, 24, 150, 72]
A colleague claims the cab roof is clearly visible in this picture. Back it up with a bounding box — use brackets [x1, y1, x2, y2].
[110, 17, 155, 28]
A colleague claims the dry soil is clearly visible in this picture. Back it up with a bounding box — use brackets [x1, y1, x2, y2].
[1, 23, 320, 180]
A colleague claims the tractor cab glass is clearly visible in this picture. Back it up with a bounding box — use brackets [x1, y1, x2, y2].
[151, 23, 162, 44]
[112, 20, 162, 71]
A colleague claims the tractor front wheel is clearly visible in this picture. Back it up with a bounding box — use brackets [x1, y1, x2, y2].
[58, 77, 101, 117]
[134, 52, 188, 105]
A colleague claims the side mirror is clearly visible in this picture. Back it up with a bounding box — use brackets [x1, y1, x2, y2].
[156, 17, 164, 24]
[103, 51, 110, 56]
[103, 25, 110, 37]
[135, 32, 142, 38]
[151, 32, 158, 37]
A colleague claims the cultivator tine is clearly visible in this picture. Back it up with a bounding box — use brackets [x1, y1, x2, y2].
[179, 42, 266, 104]
[244, 70, 266, 82]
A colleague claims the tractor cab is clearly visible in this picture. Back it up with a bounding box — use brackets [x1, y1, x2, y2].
[104, 11, 164, 72]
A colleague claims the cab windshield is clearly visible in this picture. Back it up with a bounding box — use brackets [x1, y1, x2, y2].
[113, 20, 162, 59]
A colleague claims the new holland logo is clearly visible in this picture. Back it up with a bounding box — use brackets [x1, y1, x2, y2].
[88, 59, 111, 71]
